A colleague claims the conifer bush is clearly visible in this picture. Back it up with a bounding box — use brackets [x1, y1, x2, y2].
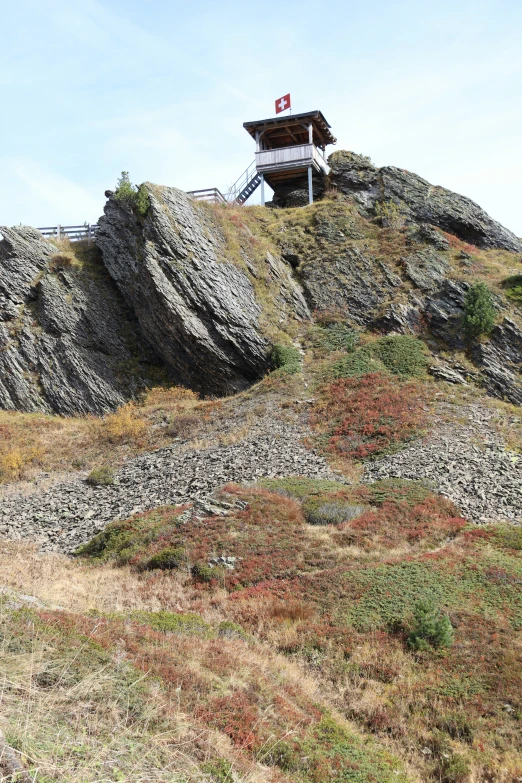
[407, 600, 454, 651]
[114, 171, 150, 217]
[462, 282, 496, 338]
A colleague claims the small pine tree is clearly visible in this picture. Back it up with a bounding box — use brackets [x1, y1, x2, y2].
[114, 171, 136, 204]
[462, 282, 496, 338]
[407, 600, 454, 651]
[135, 184, 151, 217]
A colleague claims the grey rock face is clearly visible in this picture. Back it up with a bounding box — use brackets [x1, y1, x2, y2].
[0, 227, 161, 414]
[330, 151, 522, 253]
[300, 245, 402, 327]
[97, 186, 282, 396]
[403, 248, 449, 292]
[471, 318, 522, 405]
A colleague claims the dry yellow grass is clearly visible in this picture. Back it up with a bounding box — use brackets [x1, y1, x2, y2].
[0, 385, 212, 486]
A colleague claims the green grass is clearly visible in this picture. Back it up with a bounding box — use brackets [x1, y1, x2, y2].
[501, 274, 522, 302]
[270, 343, 302, 374]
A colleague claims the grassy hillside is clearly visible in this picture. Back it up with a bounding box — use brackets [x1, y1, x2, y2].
[0, 195, 520, 781]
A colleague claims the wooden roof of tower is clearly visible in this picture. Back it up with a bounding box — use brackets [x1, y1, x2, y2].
[243, 110, 336, 150]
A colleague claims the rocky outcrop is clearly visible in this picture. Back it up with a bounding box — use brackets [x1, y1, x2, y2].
[330, 151, 522, 253]
[97, 185, 306, 396]
[0, 227, 162, 414]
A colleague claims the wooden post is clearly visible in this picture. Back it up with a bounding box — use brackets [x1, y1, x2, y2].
[308, 166, 313, 205]
[260, 173, 265, 206]
[57, 224, 61, 239]
[308, 122, 313, 144]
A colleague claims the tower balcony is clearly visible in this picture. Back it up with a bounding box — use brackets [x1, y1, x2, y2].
[255, 143, 330, 179]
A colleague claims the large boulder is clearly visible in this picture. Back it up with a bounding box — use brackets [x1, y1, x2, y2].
[330, 151, 522, 253]
[96, 185, 277, 396]
[0, 226, 162, 414]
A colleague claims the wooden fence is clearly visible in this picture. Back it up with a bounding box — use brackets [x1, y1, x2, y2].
[37, 224, 98, 241]
[186, 188, 228, 204]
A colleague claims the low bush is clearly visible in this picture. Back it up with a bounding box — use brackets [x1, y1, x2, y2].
[330, 348, 386, 379]
[311, 372, 427, 460]
[97, 402, 147, 444]
[270, 343, 301, 374]
[86, 465, 114, 486]
[303, 500, 365, 526]
[356, 478, 433, 507]
[0, 446, 42, 482]
[131, 610, 211, 635]
[143, 546, 185, 570]
[462, 282, 496, 338]
[192, 562, 219, 583]
[501, 274, 522, 302]
[257, 476, 349, 500]
[311, 323, 359, 352]
[407, 600, 454, 651]
[371, 335, 429, 378]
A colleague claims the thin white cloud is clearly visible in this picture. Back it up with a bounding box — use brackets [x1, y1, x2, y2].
[2, 160, 103, 227]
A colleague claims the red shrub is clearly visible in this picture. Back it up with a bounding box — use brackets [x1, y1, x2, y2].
[334, 497, 466, 550]
[311, 373, 427, 460]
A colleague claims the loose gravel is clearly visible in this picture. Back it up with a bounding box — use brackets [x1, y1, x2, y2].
[0, 418, 339, 553]
[364, 404, 522, 524]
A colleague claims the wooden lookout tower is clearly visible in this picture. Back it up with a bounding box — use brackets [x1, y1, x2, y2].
[243, 110, 336, 206]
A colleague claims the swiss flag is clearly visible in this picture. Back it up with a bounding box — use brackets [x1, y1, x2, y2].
[275, 93, 291, 114]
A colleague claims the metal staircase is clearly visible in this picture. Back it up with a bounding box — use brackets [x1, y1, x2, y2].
[187, 162, 261, 206]
[226, 161, 260, 204]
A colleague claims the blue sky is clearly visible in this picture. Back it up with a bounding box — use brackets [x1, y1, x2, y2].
[1, 0, 521, 236]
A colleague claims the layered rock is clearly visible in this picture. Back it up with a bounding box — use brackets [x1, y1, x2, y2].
[97, 185, 307, 396]
[330, 151, 522, 253]
[0, 227, 163, 414]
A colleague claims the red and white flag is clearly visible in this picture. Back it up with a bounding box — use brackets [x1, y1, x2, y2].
[275, 93, 291, 114]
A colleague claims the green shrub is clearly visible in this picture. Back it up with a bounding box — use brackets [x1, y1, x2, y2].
[407, 601, 454, 651]
[501, 274, 522, 302]
[131, 610, 211, 636]
[462, 282, 496, 338]
[114, 172, 150, 217]
[86, 465, 114, 486]
[312, 323, 359, 352]
[201, 759, 234, 783]
[371, 335, 429, 378]
[270, 343, 301, 374]
[217, 620, 248, 640]
[360, 478, 433, 507]
[494, 526, 522, 551]
[330, 347, 386, 378]
[258, 476, 348, 500]
[143, 547, 185, 571]
[438, 752, 471, 783]
[303, 501, 365, 526]
[192, 562, 219, 583]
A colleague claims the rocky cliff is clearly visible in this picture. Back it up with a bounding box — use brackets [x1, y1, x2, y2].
[1, 151, 521, 414]
[329, 151, 522, 252]
[96, 185, 307, 396]
[0, 227, 164, 414]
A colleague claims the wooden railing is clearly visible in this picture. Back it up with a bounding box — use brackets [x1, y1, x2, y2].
[186, 188, 228, 204]
[37, 223, 98, 241]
